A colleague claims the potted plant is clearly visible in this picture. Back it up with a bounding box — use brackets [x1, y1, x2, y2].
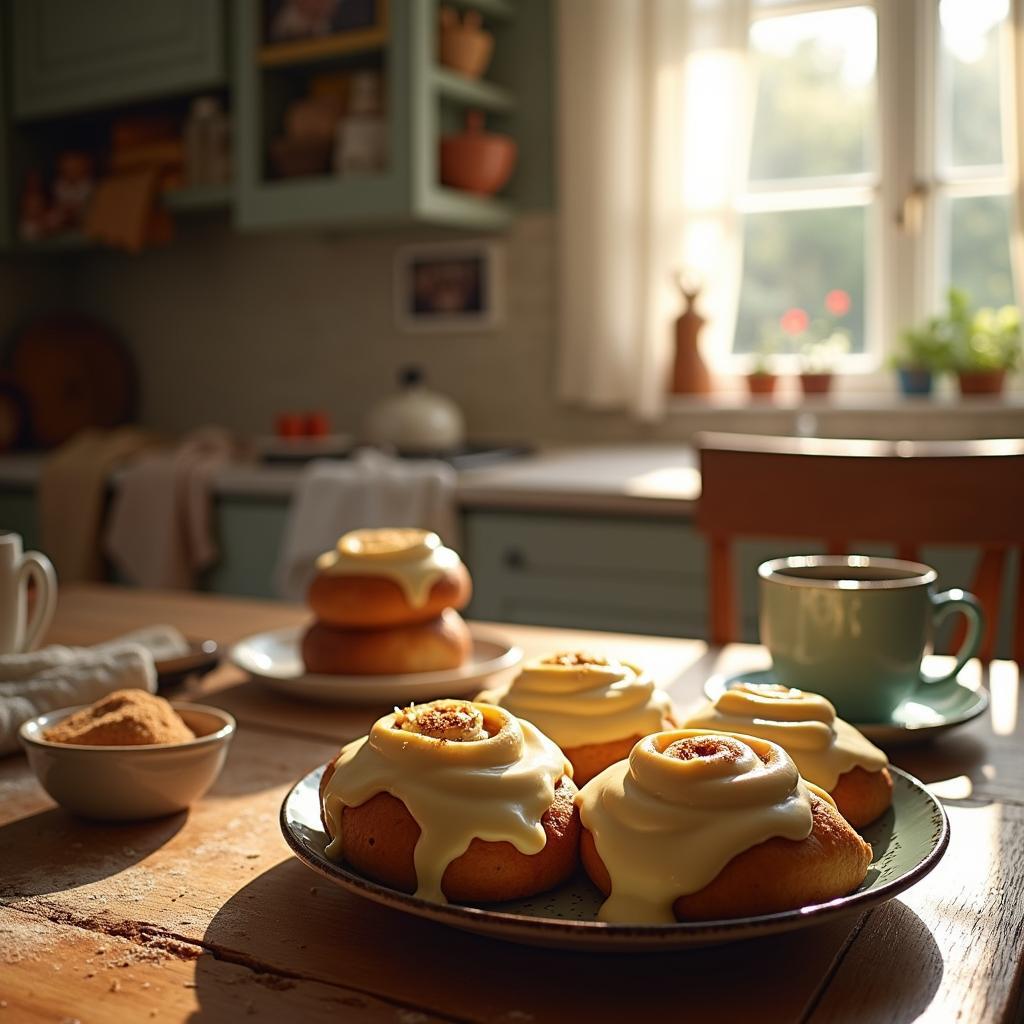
[890, 325, 952, 396]
[776, 291, 852, 398]
[746, 337, 778, 398]
[954, 301, 1021, 396]
[903, 289, 1022, 396]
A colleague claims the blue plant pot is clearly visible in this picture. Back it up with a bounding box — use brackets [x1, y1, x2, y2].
[897, 368, 934, 396]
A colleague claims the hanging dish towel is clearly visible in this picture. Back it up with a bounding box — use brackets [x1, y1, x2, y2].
[39, 427, 155, 582]
[105, 426, 237, 589]
[275, 449, 458, 601]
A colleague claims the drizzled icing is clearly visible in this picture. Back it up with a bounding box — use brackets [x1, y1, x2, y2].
[492, 652, 675, 747]
[314, 528, 462, 608]
[576, 729, 822, 923]
[321, 700, 571, 903]
[683, 682, 888, 790]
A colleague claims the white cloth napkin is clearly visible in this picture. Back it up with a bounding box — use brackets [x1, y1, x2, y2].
[0, 625, 190, 756]
[274, 449, 459, 601]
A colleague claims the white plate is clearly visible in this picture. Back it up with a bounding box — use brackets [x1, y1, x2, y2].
[704, 668, 989, 747]
[230, 625, 522, 705]
[281, 765, 948, 951]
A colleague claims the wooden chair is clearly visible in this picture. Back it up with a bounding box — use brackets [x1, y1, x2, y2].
[695, 433, 1024, 661]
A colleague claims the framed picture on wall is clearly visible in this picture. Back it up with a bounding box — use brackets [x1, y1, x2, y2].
[394, 241, 505, 332]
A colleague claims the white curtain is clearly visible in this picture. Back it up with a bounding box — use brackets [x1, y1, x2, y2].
[557, 0, 753, 420]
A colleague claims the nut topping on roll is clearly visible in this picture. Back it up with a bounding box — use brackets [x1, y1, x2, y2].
[491, 651, 676, 749]
[576, 729, 823, 923]
[315, 528, 462, 609]
[322, 700, 571, 902]
[683, 682, 888, 790]
[394, 700, 488, 742]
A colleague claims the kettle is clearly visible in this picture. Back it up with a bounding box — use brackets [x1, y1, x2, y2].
[364, 366, 466, 454]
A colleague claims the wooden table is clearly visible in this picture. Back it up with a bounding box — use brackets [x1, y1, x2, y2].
[2, 585, 1022, 1023]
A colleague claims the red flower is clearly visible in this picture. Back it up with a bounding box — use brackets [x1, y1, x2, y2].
[780, 307, 810, 335]
[825, 289, 851, 317]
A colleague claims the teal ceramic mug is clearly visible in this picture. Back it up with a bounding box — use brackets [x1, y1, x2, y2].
[758, 555, 984, 723]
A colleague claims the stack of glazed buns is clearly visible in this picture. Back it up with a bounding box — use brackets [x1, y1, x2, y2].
[301, 528, 473, 676]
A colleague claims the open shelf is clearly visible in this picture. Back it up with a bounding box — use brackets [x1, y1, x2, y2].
[419, 185, 514, 228]
[258, 27, 389, 69]
[163, 182, 233, 212]
[433, 67, 516, 113]
[16, 231, 90, 254]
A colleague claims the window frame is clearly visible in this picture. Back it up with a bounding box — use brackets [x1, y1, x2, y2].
[723, 0, 1018, 385]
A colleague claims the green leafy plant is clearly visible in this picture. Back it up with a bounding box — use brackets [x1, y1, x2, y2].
[898, 288, 1022, 373]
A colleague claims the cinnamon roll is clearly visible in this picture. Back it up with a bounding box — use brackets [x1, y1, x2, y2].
[308, 528, 471, 628]
[576, 729, 872, 923]
[319, 699, 579, 903]
[485, 652, 676, 785]
[684, 682, 892, 826]
[302, 528, 472, 675]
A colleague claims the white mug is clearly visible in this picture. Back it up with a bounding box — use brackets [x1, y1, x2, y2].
[0, 532, 57, 654]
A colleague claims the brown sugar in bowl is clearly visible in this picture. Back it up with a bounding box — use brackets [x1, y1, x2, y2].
[20, 702, 235, 821]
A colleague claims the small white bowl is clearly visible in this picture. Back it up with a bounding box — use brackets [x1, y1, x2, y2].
[19, 702, 236, 821]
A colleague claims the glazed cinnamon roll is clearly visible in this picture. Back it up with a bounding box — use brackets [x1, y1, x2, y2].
[576, 729, 872, 923]
[308, 528, 471, 629]
[484, 652, 677, 785]
[319, 699, 579, 903]
[684, 683, 892, 826]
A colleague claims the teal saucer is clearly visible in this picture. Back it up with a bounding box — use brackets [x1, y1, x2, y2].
[703, 668, 988, 747]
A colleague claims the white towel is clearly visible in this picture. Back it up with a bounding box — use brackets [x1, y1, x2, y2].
[0, 625, 189, 755]
[105, 427, 236, 589]
[275, 449, 458, 601]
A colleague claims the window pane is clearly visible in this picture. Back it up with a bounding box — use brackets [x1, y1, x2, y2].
[947, 193, 1015, 309]
[748, 7, 876, 181]
[734, 206, 866, 354]
[939, 0, 1008, 171]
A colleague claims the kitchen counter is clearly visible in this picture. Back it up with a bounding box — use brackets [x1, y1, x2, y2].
[0, 445, 702, 517]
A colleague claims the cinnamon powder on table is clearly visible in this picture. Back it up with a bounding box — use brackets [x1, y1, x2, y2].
[44, 689, 195, 746]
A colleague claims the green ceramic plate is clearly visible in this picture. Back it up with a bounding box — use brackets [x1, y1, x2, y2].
[705, 669, 988, 747]
[280, 765, 948, 951]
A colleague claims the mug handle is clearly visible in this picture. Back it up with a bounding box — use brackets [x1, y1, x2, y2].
[18, 550, 57, 652]
[919, 588, 984, 687]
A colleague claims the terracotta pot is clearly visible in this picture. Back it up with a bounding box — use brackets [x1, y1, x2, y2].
[439, 7, 494, 79]
[956, 370, 1006, 396]
[440, 111, 517, 196]
[799, 372, 833, 396]
[746, 373, 777, 398]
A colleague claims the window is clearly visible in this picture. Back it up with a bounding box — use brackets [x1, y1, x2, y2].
[730, 0, 1017, 372]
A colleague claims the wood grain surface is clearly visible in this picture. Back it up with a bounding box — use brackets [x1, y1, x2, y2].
[1, 584, 1021, 1024]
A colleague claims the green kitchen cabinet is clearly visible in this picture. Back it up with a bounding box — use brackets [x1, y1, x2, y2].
[234, 0, 525, 230]
[12, 0, 226, 120]
[463, 511, 709, 639]
[200, 496, 290, 599]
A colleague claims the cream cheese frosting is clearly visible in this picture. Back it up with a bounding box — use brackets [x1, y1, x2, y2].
[321, 700, 571, 903]
[576, 729, 823, 923]
[314, 528, 462, 608]
[683, 682, 888, 790]
[492, 652, 675, 748]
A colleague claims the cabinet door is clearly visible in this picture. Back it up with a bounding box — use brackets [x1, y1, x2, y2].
[463, 511, 707, 639]
[13, 0, 225, 119]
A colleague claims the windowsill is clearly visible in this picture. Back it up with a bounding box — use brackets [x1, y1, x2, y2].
[666, 391, 1024, 413]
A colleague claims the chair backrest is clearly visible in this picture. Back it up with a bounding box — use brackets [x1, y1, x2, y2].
[695, 432, 1024, 661]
